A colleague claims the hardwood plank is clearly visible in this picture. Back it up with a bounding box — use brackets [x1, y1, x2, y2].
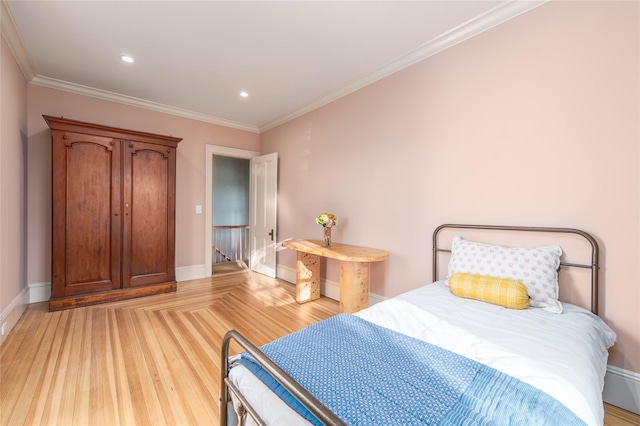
[1, 265, 637, 425]
[113, 307, 159, 425]
[605, 403, 640, 426]
[73, 308, 92, 425]
[1, 304, 54, 425]
[131, 309, 177, 425]
[89, 307, 118, 426]
[106, 307, 134, 426]
[150, 309, 209, 425]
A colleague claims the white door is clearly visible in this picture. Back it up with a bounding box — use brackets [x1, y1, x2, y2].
[249, 153, 278, 277]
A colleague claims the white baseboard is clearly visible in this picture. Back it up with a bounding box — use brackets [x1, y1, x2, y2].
[277, 264, 339, 301]
[176, 264, 208, 282]
[369, 292, 388, 306]
[29, 282, 51, 303]
[0, 286, 29, 346]
[275, 265, 295, 285]
[604, 365, 640, 414]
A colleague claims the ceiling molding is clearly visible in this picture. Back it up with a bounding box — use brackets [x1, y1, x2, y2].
[30, 76, 260, 133]
[1, 0, 37, 80]
[258, 0, 548, 132]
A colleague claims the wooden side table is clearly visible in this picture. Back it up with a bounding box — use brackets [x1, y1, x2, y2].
[281, 239, 389, 313]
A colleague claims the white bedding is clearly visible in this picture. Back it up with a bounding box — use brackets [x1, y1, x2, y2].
[228, 281, 616, 426]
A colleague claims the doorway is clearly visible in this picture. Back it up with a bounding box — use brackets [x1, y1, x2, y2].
[206, 145, 258, 276]
[205, 145, 278, 278]
[211, 155, 250, 268]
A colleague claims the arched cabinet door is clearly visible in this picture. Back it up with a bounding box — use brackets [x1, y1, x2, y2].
[50, 131, 122, 298]
[45, 115, 181, 311]
[122, 140, 176, 289]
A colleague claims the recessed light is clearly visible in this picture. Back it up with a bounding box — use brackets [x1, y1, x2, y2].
[121, 55, 134, 63]
[240, 91, 248, 98]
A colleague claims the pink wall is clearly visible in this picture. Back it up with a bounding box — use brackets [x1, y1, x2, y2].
[262, 1, 639, 372]
[26, 86, 260, 285]
[0, 36, 28, 314]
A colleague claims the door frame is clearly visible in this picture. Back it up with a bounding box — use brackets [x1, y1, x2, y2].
[205, 144, 260, 278]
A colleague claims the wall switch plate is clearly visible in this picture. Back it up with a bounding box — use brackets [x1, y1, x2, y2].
[195, 205, 202, 214]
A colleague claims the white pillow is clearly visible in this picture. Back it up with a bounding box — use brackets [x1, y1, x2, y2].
[447, 236, 563, 313]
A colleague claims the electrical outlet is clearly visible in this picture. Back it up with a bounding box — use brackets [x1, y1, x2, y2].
[1, 322, 7, 336]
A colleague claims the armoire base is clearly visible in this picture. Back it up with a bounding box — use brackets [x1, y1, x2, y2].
[48, 282, 177, 311]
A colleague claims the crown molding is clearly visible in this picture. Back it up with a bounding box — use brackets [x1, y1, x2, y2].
[259, 0, 549, 132]
[30, 76, 260, 133]
[1, 0, 36, 80]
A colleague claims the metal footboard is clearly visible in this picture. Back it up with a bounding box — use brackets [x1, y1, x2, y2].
[220, 329, 346, 426]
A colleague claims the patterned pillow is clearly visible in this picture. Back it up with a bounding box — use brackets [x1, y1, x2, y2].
[448, 272, 530, 310]
[447, 236, 563, 313]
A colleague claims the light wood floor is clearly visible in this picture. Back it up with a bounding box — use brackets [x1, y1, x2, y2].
[1, 263, 638, 425]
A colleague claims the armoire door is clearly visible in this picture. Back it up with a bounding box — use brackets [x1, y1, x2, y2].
[51, 131, 122, 297]
[122, 140, 176, 288]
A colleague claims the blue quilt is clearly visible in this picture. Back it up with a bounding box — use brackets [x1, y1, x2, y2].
[236, 314, 585, 425]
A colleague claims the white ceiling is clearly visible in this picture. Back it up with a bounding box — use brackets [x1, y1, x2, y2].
[2, 1, 544, 133]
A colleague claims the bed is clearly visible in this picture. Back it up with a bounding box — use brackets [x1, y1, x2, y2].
[220, 224, 616, 426]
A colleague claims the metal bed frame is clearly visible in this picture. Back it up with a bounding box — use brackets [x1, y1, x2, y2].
[220, 330, 346, 426]
[220, 224, 601, 425]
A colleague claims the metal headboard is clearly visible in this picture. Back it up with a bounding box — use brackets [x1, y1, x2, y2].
[432, 224, 600, 315]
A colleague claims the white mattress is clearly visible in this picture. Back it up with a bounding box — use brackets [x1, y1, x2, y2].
[228, 281, 616, 426]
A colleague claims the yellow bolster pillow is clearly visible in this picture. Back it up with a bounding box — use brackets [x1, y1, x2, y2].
[448, 273, 530, 310]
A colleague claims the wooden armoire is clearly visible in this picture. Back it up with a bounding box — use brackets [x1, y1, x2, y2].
[44, 116, 182, 311]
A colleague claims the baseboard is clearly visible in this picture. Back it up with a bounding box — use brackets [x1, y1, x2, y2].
[0, 286, 29, 346]
[276, 265, 387, 306]
[277, 264, 340, 300]
[176, 264, 208, 282]
[275, 264, 295, 284]
[368, 292, 388, 305]
[29, 282, 51, 303]
[604, 365, 640, 414]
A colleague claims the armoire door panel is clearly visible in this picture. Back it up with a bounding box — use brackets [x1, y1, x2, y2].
[51, 132, 121, 297]
[123, 142, 176, 288]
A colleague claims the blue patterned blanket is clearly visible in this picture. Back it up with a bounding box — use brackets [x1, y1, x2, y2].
[236, 314, 585, 425]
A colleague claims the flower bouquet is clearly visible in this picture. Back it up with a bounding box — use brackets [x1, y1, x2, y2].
[316, 213, 338, 247]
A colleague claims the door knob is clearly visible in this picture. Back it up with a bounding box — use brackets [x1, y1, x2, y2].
[268, 229, 274, 241]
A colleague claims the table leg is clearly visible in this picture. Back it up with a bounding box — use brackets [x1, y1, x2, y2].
[296, 251, 320, 303]
[339, 261, 370, 313]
